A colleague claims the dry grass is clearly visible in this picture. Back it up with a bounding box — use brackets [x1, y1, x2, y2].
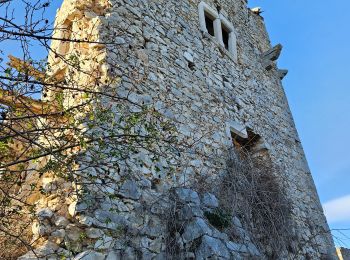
[217, 148, 294, 258]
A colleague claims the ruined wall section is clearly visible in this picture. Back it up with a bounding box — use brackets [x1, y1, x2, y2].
[45, 0, 111, 107]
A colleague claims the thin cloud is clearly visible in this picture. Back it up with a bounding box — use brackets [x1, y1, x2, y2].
[323, 195, 350, 223]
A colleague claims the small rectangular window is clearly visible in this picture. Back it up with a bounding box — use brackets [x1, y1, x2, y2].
[205, 12, 215, 37]
[198, 2, 238, 62]
[222, 24, 230, 50]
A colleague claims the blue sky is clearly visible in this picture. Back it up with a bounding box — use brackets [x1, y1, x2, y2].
[1, 0, 349, 247]
[248, 0, 350, 246]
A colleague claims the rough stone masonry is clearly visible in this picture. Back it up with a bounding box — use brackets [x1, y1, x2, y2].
[18, 0, 337, 259]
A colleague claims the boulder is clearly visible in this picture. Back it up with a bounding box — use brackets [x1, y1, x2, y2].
[202, 192, 219, 208]
[54, 216, 70, 228]
[184, 51, 194, 62]
[94, 235, 114, 250]
[121, 247, 137, 260]
[42, 177, 58, 192]
[106, 250, 121, 260]
[32, 220, 51, 236]
[182, 217, 212, 243]
[50, 229, 65, 244]
[196, 235, 230, 259]
[226, 241, 249, 253]
[86, 227, 104, 239]
[232, 216, 243, 228]
[119, 180, 141, 200]
[68, 201, 89, 217]
[36, 208, 54, 219]
[174, 188, 200, 205]
[93, 209, 128, 229]
[65, 224, 83, 242]
[179, 204, 204, 220]
[247, 242, 261, 256]
[74, 250, 106, 260]
[18, 241, 59, 260]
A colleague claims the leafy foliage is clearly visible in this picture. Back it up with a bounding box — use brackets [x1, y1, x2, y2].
[204, 208, 232, 230]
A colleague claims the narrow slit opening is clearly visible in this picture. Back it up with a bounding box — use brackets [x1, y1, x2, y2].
[205, 12, 215, 37]
[222, 24, 230, 50]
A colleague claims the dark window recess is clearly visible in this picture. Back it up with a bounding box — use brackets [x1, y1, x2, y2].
[188, 61, 196, 71]
[222, 24, 230, 50]
[205, 12, 215, 37]
[231, 129, 261, 152]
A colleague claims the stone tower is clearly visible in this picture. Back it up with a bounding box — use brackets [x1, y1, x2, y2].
[17, 0, 336, 259]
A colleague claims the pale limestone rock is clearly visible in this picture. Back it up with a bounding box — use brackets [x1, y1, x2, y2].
[86, 227, 103, 239]
[226, 241, 249, 253]
[47, 197, 61, 211]
[251, 7, 262, 15]
[183, 51, 194, 63]
[50, 229, 66, 244]
[106, 250, 121, 260]
[119, 180, 141, 200]
[202, 192, 219, 208]
[196, 235, 230, 259]
[65, 224, 83, 241]
[94, 235, 114, 250]
[18, 241, 59, 260]
[68, 201, 77, 217]
[178, 204, 204, 220]
[54, 216, 70, 228]
[74, 250, 106, 260]
[77, 215, 94, 226]
[42, 177, 58, 192]
[32, 220, 51, 236]
[182, 217, 212, 243]
[174, 188, 200, 205]
[121, 247, 137, 260]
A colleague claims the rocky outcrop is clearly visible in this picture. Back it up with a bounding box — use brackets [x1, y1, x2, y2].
[19, 176, 263, 260]
[168, 188, 261, 259]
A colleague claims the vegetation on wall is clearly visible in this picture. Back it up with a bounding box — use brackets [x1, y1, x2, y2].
[219, 148, 294, 258]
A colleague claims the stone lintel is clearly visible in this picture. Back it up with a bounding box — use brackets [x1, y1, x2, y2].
[262, 44, 283, 71]
[278, 69, 288, 80]
[226, 121, 248, 139]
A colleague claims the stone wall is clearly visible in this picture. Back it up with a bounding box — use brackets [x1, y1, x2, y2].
[18, 0, 336, 259]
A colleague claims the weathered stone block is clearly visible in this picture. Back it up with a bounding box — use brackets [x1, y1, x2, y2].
[36, 208, 54, 220]
[18, 241, 59, 260]
[202, 192, 219, 208]
[73, 250, 106, 260]
[196, 235, 230, 259]
[174, 188, 200, 205]
[86, 227, 104, 239]
[94, 235, 114, 250]
[119, 180, 141, 200]
[179, 204, 204, 220]
[182, 217, 212, 243]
